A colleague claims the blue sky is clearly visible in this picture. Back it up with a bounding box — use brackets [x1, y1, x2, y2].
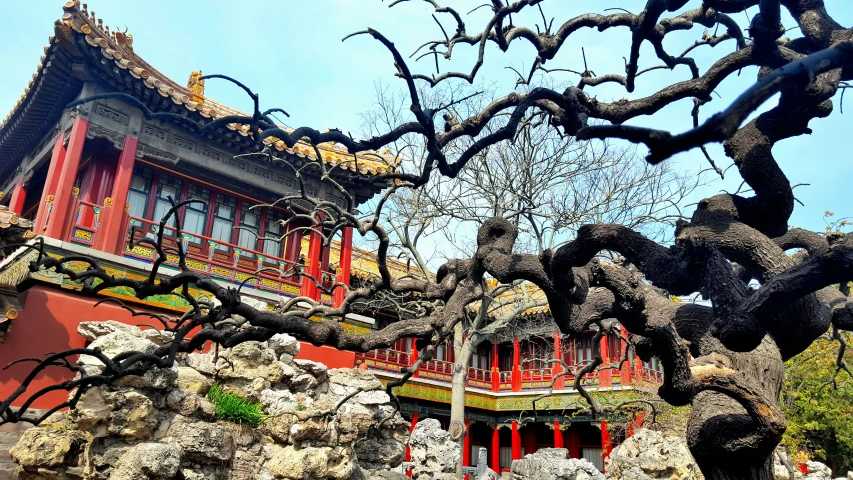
[2, 1, 851, 236]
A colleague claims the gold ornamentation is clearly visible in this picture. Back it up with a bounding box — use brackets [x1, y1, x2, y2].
[46, 195, 55, 202]
[126, 244, 154, 257]
[186, 259, 208, 271]
[73, 229, 92, 241]
[211, 265, 232, 277]
[103, 197, 114, 208]
[71, 187, 80, 197]
[187, 70, 205, 105]
[124, 203, 130, 212]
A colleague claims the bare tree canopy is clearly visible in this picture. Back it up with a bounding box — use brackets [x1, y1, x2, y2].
[3, 2, 853, 479]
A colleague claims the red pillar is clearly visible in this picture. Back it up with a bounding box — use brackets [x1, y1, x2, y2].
[491, 340, 500, 392]
[406, 411, 419, 477]
[598, 334, 612, 387]
[601, 420, 612, 472]
[491, 425, 501, 473]
[332, 226, 353, 307]
[463, 419, 471, 472]
[300, 225, 323, 300]
[94, 136, 138, 254]
[553, 421, 564, 448]
[522, 426, 536, 456]
[620, 325, 633, 385]
[627, 411, 645, 438]
[566, 428, 580, 459]
[511, 421, 521, 461]
[33, 132, 68, 233]
[8, 176, 27, 215]
[553, 331, 565, 390]
[512, 336, 521, 392]
[44, 117, 88, 239]
[409, 343, 419, 378]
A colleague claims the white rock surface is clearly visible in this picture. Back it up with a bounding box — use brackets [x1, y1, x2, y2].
[512, 448, 605, 480]
[605, 429, 702, 480]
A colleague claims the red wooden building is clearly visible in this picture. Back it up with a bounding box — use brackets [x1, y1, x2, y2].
[0, 2, 662, 474]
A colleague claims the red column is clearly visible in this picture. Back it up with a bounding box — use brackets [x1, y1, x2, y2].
[94, 136, 138, 254]
[332, 226, 353, 307]
[463, 419, 471, 473]
[601, 420, 612, 472]
[491, 425, 501, 473]
[8, 176, 27, 215]
[512, 336, 521, 392]
[566, 428, 580, 459]
[44, 117, 88, 239]
[409, 342, 419, 378]
[33, 132, 68, 233]
[553, 421, 564, 448]
[406, 411, 419, 477]
[627, 411, 645, 438]
[511, 421, 521, 461]
[598, 334, 612, 387]
[522, 426, 536, 456]
[491, 340, 500, 392]
[553, 331, 565, 390]
[620, 325, 633, 385]
[300, 225, 323, 300]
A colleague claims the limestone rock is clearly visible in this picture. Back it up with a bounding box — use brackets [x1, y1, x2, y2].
[140, 327, 175, 345]
[801, 460, 832, 480]
[269, 333, 301, 357]
[77, 320, 141, 341]
[266, 444, 354, 480]
[177, 366, 212, 394]
[110, 442, 181, 480]
[217, 342, 286, 383]
[511, 448, 604, 480]
[114, 365, 178, 390]
[329, 368, 383, 394]
[166, 415, 235, 462]
[9, 428, 90, 470]
[260, 389, 297, 416]
[11, 320, 410, 480]
[606, 429, 702, 480]
[108, 391, 159, 440]
[408, 419, 460, 480]
[77, 331, 158, 372]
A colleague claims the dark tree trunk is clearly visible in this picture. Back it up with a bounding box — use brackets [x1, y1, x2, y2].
[697, 456, 775, 480]
[686, 336, 786, 480]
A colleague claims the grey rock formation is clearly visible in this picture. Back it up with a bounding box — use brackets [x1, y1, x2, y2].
[511, 448, 605, 480]
[110, 442, 181, 479]
[605, 429, 702, 480]
[9, 319, 408, 480]
[408, 418, 461, 480]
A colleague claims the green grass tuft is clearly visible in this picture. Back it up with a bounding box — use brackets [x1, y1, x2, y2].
[206, 383, 267, 427]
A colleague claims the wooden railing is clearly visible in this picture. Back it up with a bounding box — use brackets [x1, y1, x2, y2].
[121, 215, 308, 298]
[641, 367, 664, 383]
[66, 199, 103, 246]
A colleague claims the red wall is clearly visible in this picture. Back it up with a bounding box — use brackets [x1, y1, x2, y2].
[296, 342, 356, 369]
[0, 286, 172, 409]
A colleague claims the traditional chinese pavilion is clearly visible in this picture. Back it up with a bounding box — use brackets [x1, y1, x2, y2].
[0, 2, 662, 474]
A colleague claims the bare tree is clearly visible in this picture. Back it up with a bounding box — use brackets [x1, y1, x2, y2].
[3, 2, 853, 479]
[359, 81, 703, 477]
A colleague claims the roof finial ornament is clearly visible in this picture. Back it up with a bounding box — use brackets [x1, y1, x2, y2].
[188, 70, 205, 105]
[82, 3, 88, 16]
[97, 18, 103, 31]
[115, 27, 133, 54]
